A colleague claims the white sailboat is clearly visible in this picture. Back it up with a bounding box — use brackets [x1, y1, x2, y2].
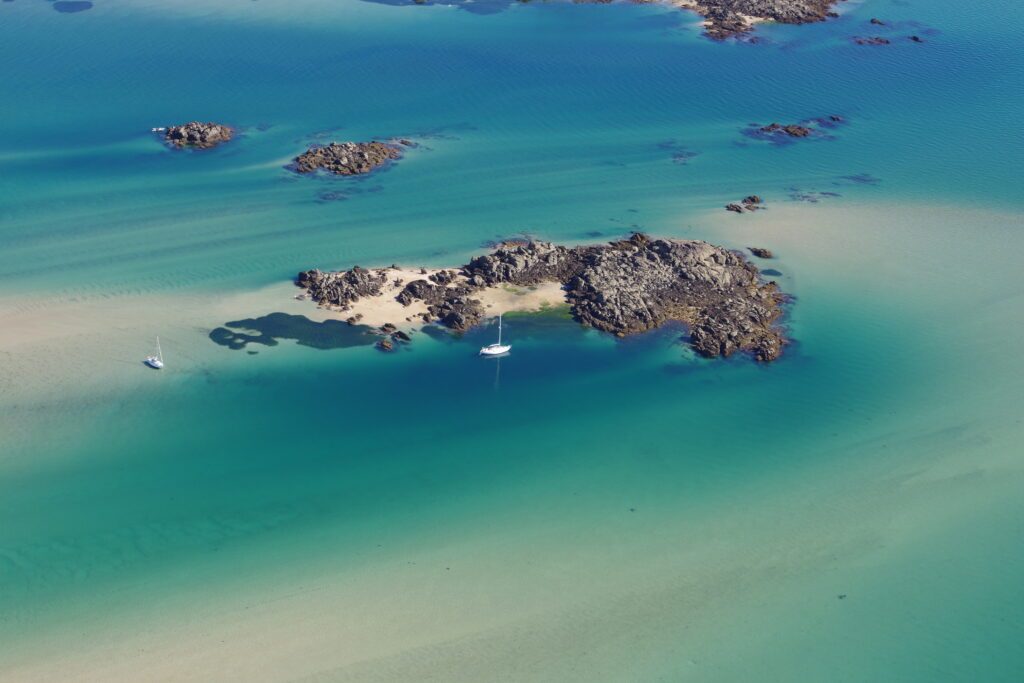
[144, 336, 165, 369]
[479, 314, 511, 356]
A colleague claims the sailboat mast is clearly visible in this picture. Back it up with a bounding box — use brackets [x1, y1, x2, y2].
[497, 315, 502, 345]
[156, 336, 163, 363]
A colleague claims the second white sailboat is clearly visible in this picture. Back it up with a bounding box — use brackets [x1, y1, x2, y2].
[144, 336, 165, 369]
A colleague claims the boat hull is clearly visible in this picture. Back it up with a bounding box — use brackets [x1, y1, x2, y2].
[479, 344, 511, 356]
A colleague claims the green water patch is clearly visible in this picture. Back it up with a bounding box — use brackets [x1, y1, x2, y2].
[209, 312, 376, 351]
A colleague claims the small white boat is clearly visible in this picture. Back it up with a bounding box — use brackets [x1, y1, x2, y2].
[479, 314, 511, 356]
[144, 336, 165, 369]
[151, 127, 166, 133]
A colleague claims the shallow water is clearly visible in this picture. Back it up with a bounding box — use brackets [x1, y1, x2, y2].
[1, 0, 1023, 680]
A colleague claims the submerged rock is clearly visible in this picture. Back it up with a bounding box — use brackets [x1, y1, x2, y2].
[854, 36, 892, 46]
[760, 123, 812, 138]
[163, 122, 234, 149]
[744, 116, 847, 144]
[291, 141, 403, 176]
[726, 195, 764, 213]
[298, 233, 790, 362]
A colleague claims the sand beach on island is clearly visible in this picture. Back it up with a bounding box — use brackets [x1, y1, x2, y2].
[303, 265, 568, 329]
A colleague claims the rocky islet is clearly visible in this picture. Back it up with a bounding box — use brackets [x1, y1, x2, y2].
[163, 121, 234, 149]
[290, 140, 410, 175]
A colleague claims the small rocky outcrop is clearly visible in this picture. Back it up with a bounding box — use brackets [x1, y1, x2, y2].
[163, 122, 234, 149]
[748, 247, 774, 259]
[298, 233, 789, 362]
[291, 141, 404, 175]
[744, 115, 846, 144]
[726, 195, 764, 213]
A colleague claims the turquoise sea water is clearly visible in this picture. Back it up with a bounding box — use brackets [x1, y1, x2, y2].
[1, 0, 1023, 680]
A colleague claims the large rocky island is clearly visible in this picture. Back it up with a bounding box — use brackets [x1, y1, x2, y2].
[297, 234, 788, 361]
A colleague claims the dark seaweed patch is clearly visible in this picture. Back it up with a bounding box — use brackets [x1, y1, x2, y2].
[839, 173, 880, 185]
[656, 139, 701, 165]
[53, 1, 93, 12]
[788, 188, 842, 203]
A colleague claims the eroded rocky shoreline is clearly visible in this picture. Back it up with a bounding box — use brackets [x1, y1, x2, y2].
[297, 233, 789, 362]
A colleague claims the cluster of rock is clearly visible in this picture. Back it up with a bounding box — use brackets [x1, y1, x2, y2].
[682, 0, 841, 40]
[726, 195, 764, 213]
[759, 122, 812, 138]
[376, 324, 412, 352]
[853, 17, 928, 45]
[395, 275, 486, 330]
[163, 122, 234, 149]
[744, 115, 845, 144]
[748, 247, 774, 259]
[297, 233, 789, 362]
[296, 266, 387, 305]
[853, 34, 924, 45]
[291, 141, 407, 175]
